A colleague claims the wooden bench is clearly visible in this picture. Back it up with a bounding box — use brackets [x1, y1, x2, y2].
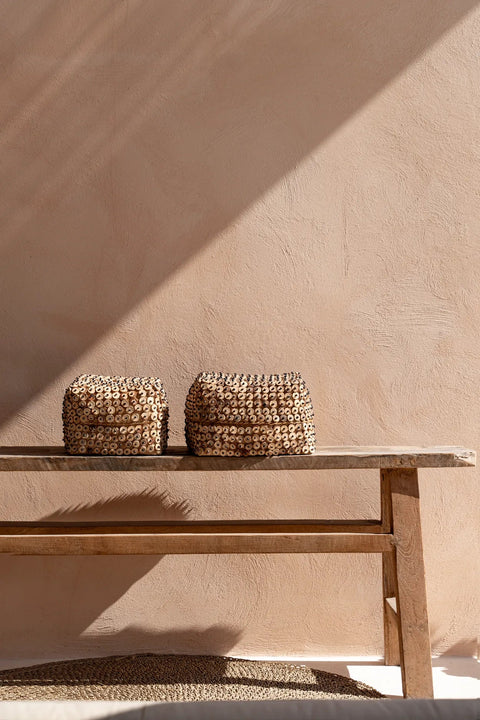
[0, 445, 475, 698]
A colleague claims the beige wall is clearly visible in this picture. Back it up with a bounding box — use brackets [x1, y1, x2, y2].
[0, 0, 479, 661]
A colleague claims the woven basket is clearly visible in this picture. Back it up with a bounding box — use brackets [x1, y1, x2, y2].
[185, 371, 315, 456]
[63, 374, 168, 455]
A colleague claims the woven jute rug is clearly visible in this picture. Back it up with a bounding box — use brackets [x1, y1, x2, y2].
[0, 654, 383, 701]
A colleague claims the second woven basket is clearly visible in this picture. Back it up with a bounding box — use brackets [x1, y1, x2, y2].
[185, 371, 315, 456]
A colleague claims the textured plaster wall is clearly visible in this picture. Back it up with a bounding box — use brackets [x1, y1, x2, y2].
[0, 0, 479, 661]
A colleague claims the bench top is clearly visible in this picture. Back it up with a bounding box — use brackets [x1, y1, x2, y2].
[0, 446, 475, 471]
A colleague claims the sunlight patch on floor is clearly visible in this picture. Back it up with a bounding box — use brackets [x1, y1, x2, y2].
[249, 655, 480, 699]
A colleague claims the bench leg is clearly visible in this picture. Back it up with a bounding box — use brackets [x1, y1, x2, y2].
[389, 468, 433, 698]
[381, 470, 401, 666]
[382, 551, 401, 666]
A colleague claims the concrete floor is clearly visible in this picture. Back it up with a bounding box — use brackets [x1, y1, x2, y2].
[0, 655, 477, 700]
[300, 656, 480, 699]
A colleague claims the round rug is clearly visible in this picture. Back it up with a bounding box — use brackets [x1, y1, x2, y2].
[0, 654, 383, 701]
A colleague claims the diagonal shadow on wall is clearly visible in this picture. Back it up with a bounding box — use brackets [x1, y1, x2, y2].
[0, 0, 477, 424]
[0, 487, 241, 658]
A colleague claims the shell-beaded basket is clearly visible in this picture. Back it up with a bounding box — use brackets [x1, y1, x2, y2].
[63, 374, 168, 455]
[185, 371, 315, 456]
